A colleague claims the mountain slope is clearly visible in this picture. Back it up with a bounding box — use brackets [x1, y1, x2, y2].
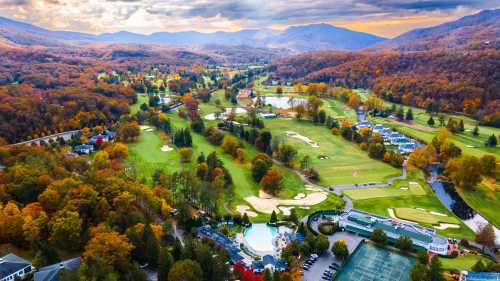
[370, 9, 500, 51]
[268, 24, 385, 51]
[0, 17, 385, 51]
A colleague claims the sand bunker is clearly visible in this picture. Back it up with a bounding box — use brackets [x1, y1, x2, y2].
[279, 206, 293, 216]
[294, 193, 306, 200]
[430, 211, 448, 217]
[286, 131, 319, 148]
[305, 185, 324, 192]
[140, 125, 154, 131]
[236, 205, 258, 217]
[245, 192, 327, 214]
[160, 145, 173, 152]
[434, 223, 460, 230]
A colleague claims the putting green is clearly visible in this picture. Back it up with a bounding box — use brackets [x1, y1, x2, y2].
[394, 208, 460, 225]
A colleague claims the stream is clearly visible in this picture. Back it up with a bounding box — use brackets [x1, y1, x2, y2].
[428, 165, 500, 245]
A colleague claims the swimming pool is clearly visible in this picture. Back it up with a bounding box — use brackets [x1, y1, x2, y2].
[334, 242, 416, 281]
[243, 224, 291, 256]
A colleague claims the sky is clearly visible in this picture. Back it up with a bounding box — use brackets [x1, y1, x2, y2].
[0, 0, 498, 38]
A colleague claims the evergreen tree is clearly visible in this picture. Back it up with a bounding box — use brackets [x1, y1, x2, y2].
[288, 208, 298, 224]
[273, 270, 281, 281]
[143, 224, 159, 267]
[486, 134, 497, 147]
[459, 120, 465, 132]
[270, 210, 278, 225]
[242, 213, 250, 226]
[473, 125, 479, 136]
[370, 228, 387, 245]
[427, 116, 435, 126]
[405, 109, 414, 121]
[428, 256, 445, 281]
[396, 106, 405, 120]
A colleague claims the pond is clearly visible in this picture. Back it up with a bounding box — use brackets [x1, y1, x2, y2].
[243, 224, 292, 256]
[253, 96, 306, 109]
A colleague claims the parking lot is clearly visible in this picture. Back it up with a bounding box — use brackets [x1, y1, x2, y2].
[302, 232, 364, 281]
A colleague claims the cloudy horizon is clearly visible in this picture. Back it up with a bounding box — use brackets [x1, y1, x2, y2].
[0, 0, 499, 38]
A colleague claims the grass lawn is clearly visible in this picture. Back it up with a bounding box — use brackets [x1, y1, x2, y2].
[457, 180, 500, 227]
[439, 254, 493, 272]
[394, 208, 460, 225]
[320, 99, 358, 121]
[263, 118, 401, 186]
[130, 94, 149, 114]
[126, 109, 341, 222]
[352, 171, 475, 240]
[343, 180, 426, 200]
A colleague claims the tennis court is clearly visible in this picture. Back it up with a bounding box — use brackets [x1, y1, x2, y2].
[334, 242, 416, 281]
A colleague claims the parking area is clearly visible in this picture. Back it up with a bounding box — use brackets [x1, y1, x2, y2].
[302, 232, 364, 281]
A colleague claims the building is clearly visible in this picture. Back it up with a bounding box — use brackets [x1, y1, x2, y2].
[196, 226, 244, 265]
[0, 253, 33, 281]
[339, 209, 449, 255]
[459, 271, 500, 281]
[259, 113, 277, 119]
[73, 144, 94, 155]
[251, 255, 286, 273]
[34, 258, 81, 281]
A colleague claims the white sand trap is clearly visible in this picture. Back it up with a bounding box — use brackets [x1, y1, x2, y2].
[279, 206, 293, 216]
[286, 131, 319, 148]
[246, 192, 327, 214]
[416, 208, 426, 211]
[430, 211, 448, 217]
[305, 185, 323, 192]
[236, 205, 258, 217]
[294, 193, 306, 200]
[400, 187, 409, 190]
[259, 190, 273, 199]
[140, 125, 153, 131]
[466, 145, 475, 148]
[160, 145, 173, 152]
[434, 223, 460, 230]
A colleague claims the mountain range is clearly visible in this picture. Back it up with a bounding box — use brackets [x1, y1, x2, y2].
[0, 9, 498, 52]
[0, 17, 385, 52]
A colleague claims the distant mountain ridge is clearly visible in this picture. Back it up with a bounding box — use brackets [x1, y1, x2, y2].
[369, 9, 500, 51]
[0, 17, 386, 52]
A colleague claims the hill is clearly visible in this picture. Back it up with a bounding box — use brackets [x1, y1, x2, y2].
[370, 9, 500, 51]
[0, 17, 385, 52]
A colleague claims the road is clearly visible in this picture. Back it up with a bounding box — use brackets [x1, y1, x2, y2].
[10, 130, 81, 146]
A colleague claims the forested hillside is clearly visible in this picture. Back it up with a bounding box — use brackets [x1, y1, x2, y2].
[271, 49, 500, 127]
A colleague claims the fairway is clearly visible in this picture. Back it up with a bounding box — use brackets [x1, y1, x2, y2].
[343, 181, 426, 200]
[264, 119, 401, 186]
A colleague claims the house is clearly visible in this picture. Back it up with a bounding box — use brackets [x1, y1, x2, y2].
[372, 124, 385, 133]
[34, 258, 81, 281]
[399, 143, 417, 154]
[73, 144, 94, 155]
[259, 113, 277, 119]
[0, 253, 33, 281]
[89, 134, 109, 144]
[391, 137, 410, 145]
[354, 120, 371, 129]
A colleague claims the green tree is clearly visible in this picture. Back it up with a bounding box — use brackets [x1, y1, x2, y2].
[314, 235, 330, 256]
[486, 134, 497, 147]
[472, 125, 479, 136]
[331, 240, 349, 260]
[143, 224, 159, 267]
[480, 155, 497, 176]
[270, 210, 278, 225]
[459, 120, 465, 132]
[287, 208, 298, 224]
[168, 260, 203, 281]
[410, 262, 428, 281]
[157, 247, 173, 281]
[370, 228, 387, 245]
[428, 256, 445, 281]
[277, 144, 297, 167]
[396, 106, 404, 120]
[427, 116, 435, 126]
[395, 236, 413, 252]
[264, 268, 273, 281]
[50, 211, 82, 250]
[405, 109, 414, 121]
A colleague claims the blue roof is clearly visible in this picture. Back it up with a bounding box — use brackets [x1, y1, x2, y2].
[34, 258, 81, 281]
[465, 272, 500, 281]
[0, 254, 31, 279]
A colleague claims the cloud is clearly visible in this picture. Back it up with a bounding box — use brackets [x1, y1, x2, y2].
[0, 0, 498, 37]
